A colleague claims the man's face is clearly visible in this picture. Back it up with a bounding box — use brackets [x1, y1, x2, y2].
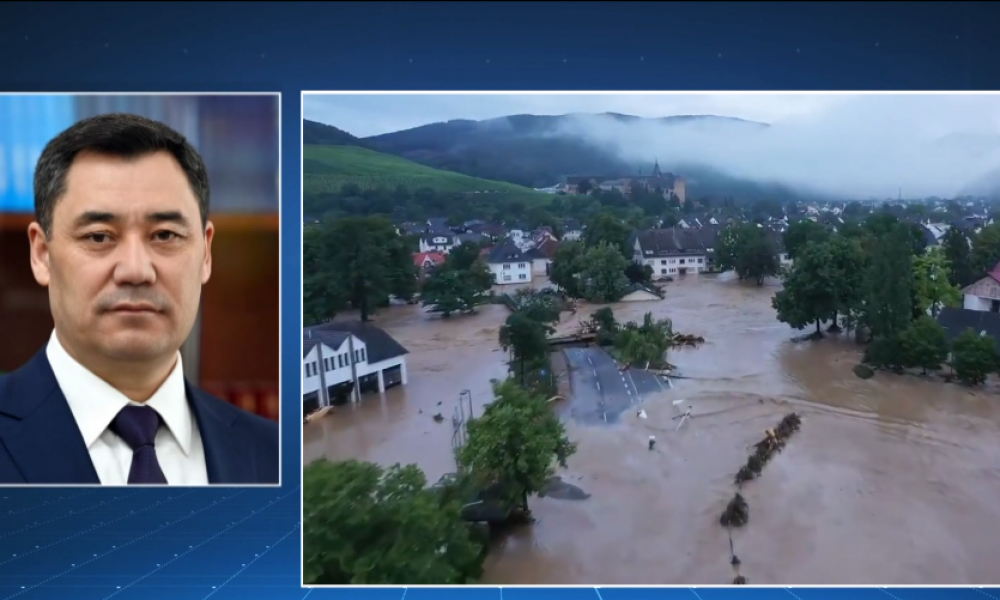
[28, 151, 214, 364]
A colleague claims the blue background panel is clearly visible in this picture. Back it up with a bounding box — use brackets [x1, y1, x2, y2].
[2, 0, 1000, 598]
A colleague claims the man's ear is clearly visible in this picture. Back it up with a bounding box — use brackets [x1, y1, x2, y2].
[27, 222, 51, 287]
[201, 221, 214, 285]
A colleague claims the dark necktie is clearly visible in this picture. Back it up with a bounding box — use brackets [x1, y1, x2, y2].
[110, 405, 168, 485]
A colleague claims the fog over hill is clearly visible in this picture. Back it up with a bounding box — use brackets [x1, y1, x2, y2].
[304, 93, 1000, 200]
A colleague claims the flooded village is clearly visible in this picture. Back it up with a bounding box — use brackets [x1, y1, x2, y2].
[304, 227, 1000, 585]
[301, 94, 1000, 586]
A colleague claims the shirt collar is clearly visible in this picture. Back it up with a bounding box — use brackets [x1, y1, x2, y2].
[45, 330, 193, 455]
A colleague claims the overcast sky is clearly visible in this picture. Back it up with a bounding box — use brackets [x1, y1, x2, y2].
[303, 93, 1000, 198]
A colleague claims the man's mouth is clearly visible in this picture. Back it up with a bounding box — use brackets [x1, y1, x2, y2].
[110, 303, 159, 313]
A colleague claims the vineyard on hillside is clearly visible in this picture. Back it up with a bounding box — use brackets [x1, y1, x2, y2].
[303, 144, 547, 199]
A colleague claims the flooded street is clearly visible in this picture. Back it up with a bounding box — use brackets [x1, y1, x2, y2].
[303, 274, 1000, 585]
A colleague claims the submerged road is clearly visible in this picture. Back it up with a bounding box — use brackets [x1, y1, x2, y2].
[562, 346, 667, 425]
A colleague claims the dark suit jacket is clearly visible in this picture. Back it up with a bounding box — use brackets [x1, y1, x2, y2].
[0, 349, 280, 485]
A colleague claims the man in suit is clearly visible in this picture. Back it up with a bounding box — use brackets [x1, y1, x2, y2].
[0, 113, 279, 485]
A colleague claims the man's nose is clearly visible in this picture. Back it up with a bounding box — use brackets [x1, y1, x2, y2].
[112, 235, 157, 285]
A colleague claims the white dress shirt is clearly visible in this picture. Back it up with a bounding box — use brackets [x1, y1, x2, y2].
[46, 331, 209, 486]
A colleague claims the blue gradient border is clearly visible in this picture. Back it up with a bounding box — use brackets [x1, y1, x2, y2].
[2, 0, 1000, 598]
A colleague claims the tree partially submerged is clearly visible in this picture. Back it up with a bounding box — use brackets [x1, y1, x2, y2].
[951, 328, 1000, 386]
[459, 379, 577, 514]
[421, 249, 494, 317]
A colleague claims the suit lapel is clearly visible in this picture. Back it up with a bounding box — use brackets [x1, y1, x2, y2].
[186, 385, 256, 484]
[0, 351, 100, 484]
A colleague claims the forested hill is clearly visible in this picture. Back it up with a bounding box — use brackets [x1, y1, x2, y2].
[303, 119, 367, 146]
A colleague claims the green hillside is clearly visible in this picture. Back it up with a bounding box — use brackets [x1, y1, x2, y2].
[303, 144, 548, 199]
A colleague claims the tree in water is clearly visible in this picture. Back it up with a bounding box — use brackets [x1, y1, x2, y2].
[498, 312, 552, 385]
[580, 241, 630, 303]
[862, 224, 916, 367]
[303, 216, 417, 323]
[459, 378, 577, 514]
[772, 241, 838, 338]
[899, 316, 950, 375]
[950, 328, 1000, 386]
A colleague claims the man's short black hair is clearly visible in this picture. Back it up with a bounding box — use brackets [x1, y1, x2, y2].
[34, 112, 211, 237]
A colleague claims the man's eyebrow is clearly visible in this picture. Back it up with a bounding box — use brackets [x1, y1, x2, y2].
[71, 211, 192, 228]
[147, 211, 190, 227]
[73, 211, 118, 228]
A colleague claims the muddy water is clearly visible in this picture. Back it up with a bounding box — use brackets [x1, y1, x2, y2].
[303, 274, 1000, 585]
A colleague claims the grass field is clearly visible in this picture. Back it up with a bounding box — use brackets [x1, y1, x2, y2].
[303, 144, 549, 199]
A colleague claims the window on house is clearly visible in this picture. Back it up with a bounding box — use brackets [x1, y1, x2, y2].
[679, 259, 685, 264]
[518, 263, 526, 268]
[503, 264, 511, 269]
[360, 348, 366, 362]
[313, 361, 319, 375]
[305, 363, 311, 377]
[519, 274, 527, 280]
[503, 274, 512, 281]
[697, 258, 703, 263]
[661, 269, 667, 274]
[660, 260, 666, 265]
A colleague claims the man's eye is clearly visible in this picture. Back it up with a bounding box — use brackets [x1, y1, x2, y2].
[154, 231, 181, 241]
[84, 233, 112, 244]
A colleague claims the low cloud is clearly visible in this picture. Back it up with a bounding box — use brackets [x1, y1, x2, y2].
[305, 93, 1000, 199]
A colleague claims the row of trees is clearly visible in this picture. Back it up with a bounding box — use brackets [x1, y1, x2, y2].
[769, 214, 993, 380]
[303, 216, 418, 325]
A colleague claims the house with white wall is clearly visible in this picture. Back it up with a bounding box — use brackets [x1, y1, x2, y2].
[486, 239, 533, 285]
[302, 322, 409, 415]
[632, 227, 711, 278]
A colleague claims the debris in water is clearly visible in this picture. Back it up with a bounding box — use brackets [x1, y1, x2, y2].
[637, 409, 648, 419]
[731, 555, 746, 585]
[672, 333, 706, 346]
[432, 413, 444, 422]
[719, 493, 749, 527]
[648, 435, 656, 451]
[735, 465, 755, 484]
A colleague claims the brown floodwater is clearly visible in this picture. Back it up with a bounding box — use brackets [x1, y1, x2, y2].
[303, 273, 1000, 585]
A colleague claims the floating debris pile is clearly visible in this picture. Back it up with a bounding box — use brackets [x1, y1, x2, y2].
[719, 492, 749, 527]
[671, 333, 706, 346]
[719, 412, 803, 585]
[731, 412, 802, 485]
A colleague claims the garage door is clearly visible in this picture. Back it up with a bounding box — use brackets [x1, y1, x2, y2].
[303, 392, 320, 417]
[383, 365, 402, 389]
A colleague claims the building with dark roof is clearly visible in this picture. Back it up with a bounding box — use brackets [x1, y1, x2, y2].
[302, 321, 409, 414]
[631, 227, 714, 278]
[485, 238, 533, 285]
